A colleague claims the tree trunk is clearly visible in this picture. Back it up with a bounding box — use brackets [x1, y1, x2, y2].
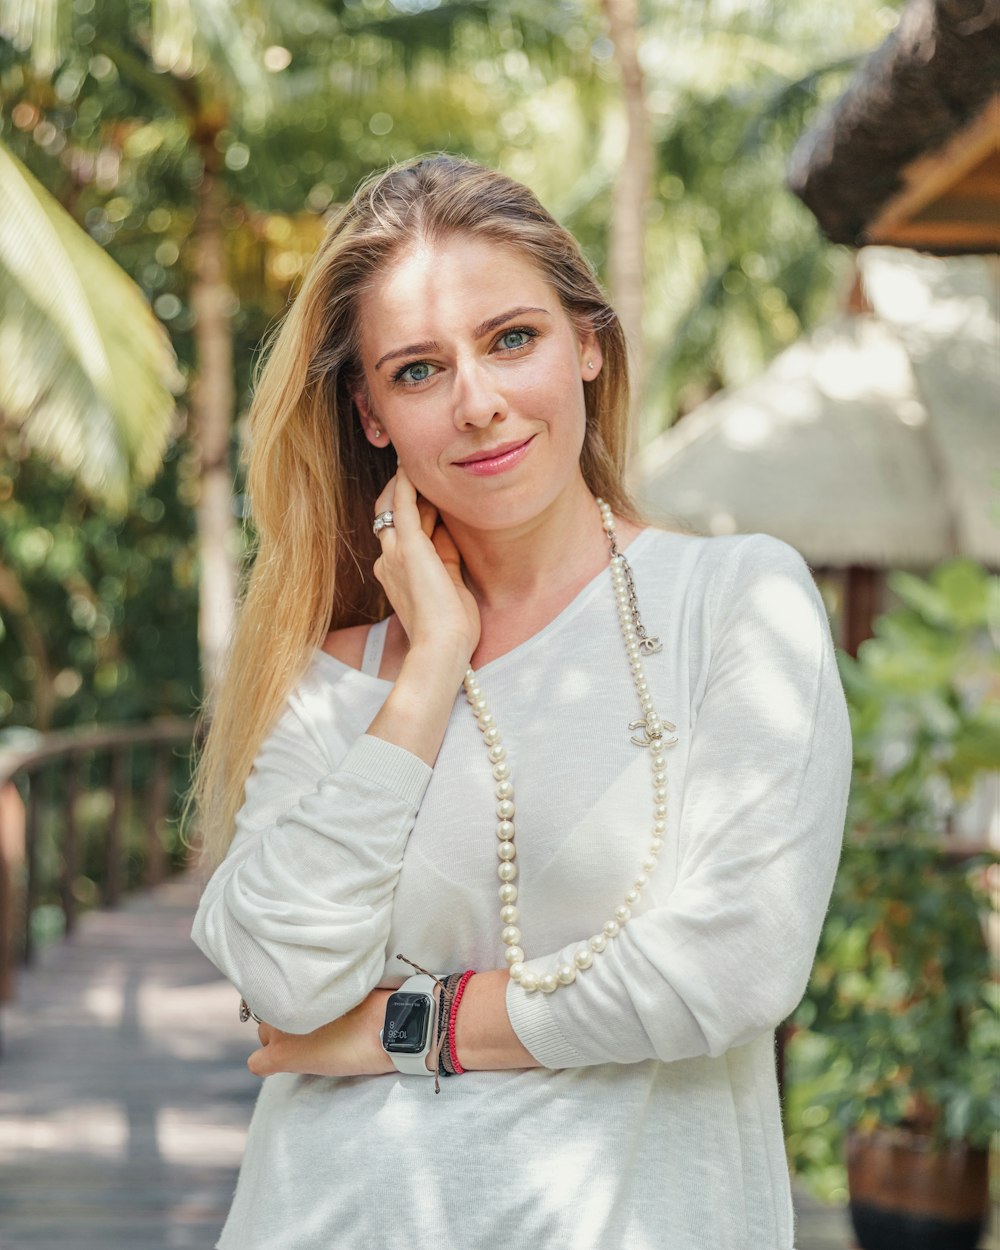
[601, 0, 653, 455]
[189, 154, 238, 708]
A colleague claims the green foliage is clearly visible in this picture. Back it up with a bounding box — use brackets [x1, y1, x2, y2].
[786, 562, 1000, 1196]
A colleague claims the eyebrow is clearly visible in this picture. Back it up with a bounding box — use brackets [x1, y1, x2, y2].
[373, 305, 551, 372]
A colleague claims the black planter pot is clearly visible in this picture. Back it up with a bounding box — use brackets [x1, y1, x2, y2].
[846, 1128, 989, 1250]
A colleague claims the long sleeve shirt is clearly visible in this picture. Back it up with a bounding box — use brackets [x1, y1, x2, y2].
[192, 527, 853, 1250]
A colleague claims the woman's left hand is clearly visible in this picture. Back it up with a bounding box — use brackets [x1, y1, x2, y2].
[247, 990, 393, 1078]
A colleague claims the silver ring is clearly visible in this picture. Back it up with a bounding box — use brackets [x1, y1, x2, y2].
[373, 510, 395, 537]
[239, 998, 262, 1025]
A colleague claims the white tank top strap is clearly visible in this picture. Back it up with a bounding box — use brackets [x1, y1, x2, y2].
[360, 617, 390, 678]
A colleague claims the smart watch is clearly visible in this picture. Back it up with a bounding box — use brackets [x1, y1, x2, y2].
[380, 973, 440, 1076]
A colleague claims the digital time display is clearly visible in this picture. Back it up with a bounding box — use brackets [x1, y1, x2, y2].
[382, 992, 432, 1054]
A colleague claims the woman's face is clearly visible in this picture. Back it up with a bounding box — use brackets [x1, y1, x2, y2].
[352, 233, 602, 531]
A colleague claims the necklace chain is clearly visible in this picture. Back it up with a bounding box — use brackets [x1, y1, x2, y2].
[462, 498, 678, 994]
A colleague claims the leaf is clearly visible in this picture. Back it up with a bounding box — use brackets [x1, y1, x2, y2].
[0, 141, 181, 510]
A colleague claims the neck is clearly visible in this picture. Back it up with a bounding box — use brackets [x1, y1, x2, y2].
[441, 479, 625, 617]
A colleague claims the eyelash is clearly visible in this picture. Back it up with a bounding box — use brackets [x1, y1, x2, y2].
[391, 326, 540, 387]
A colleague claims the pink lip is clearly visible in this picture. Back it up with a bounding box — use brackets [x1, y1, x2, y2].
[455, 436, 535, 476]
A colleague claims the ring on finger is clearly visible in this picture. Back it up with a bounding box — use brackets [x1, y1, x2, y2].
[373, 510, 395, 537]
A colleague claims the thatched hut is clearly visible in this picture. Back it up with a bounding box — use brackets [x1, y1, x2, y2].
[633, 248, 999, 656]
[787, 0, 1000, 253]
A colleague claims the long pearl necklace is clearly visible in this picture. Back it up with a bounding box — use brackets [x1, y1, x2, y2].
[462, 498, 678, 994]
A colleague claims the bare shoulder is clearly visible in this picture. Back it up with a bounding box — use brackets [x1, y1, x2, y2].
[319, 623, 370, 671]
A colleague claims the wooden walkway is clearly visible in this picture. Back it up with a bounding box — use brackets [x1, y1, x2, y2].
[0, 875, 860, 1249]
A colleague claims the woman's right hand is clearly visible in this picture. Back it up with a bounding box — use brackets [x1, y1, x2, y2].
[372, 462, 481, 667]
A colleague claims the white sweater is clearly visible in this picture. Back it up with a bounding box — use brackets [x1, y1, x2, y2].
[192, 527, 852, 1250]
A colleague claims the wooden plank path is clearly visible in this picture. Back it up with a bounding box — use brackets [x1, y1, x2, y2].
[0, 873, 861, 1250]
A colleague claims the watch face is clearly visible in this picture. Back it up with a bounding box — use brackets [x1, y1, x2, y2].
[382, 992, 432, 1054]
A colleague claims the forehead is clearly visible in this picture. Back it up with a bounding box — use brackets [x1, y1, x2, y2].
[356, 234, 563, 356]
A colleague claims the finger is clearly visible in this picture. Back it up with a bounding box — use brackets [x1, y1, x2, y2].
[247, 1046, 272, 1077]
[416, 494, 438, 540]
[373, 474, 397, 519]
[390, 463, 420, 528]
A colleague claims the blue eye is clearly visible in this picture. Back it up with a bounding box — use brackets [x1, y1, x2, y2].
[395, 361, 434, 385]
[499, 328, 533, 351]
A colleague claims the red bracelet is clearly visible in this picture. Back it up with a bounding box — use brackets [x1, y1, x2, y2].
[447, 969, 476, 1075]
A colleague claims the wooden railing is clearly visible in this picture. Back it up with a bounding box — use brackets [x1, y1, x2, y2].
[0, 720, 195, 1023]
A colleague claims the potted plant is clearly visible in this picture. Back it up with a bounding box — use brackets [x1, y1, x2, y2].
[789, 560, 1000, 1250]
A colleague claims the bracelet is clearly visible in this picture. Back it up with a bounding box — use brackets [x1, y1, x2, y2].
[435, 973, 462, 1078]
[447, 970, 476, 1076]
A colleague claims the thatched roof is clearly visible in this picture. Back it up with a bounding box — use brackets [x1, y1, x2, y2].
[634, 248, 999, 569]
[787, 0, 1000, 251]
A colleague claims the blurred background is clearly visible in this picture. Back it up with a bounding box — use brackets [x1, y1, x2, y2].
[0, 1, 997, 1247]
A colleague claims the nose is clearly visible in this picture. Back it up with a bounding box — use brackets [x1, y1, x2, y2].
[452, 356, 508, 429]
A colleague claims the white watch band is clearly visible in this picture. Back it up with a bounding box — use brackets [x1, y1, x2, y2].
[381, 973, 440, 1076]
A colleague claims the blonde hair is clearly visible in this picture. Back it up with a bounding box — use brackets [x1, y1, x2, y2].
[188, 153, 642, 866]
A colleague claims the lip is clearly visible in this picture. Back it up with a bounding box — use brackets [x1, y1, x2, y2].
[452, 435, 535, 472]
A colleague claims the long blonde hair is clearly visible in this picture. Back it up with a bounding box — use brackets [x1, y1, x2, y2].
[188, 153, 642, 866]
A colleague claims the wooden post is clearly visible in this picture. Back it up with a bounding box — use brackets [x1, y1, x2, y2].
[105, 748, 127, 908]
[23, 768, 42, 967]
[146, 744, 169, 887]
[61, 753, 82, 937]
[0, 781, 26, 1004]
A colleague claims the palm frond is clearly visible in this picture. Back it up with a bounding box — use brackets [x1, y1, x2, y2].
[0, 141, 181, 508]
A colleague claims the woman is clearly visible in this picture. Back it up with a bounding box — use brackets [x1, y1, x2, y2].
[190, 153, 852, 1250]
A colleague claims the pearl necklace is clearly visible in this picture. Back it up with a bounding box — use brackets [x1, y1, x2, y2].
[462, 498, 678, 994]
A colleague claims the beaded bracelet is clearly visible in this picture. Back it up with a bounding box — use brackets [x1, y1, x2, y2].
[447, 970, 476, 1075]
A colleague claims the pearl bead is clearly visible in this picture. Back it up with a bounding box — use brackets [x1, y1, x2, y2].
[654, 819, 666, 833]
[495, 780, 513, 800]
[653, 771, 665, 784]
[614, 904, 631, 924]
[590, 933, 607, 953]
[574, 948, 593, 970]
[497, 840, 516, 862]
[641, 856, 655, 871]
[539, 973, 558, 993]
[603, 919, 620, 938]
[634, 873, 648, 888]
[496, 799, 514, 820]
[493, 762, 511, 780]
[654, 787, 667, 802]
[509, 962, 524, 980]
[472, 697, 488, 713]
[498, 862, 517, 882]
[504, 944, 524, 964]
[484, 726, 499, 744]
[499, 883, 518, 903]
[488, 745, 506, 763]
[557, 964, 577, 985]
[625, 889, 639, 904]
[496, 820, 515, 840]
[654, 804, 667, 818]
[477, 712, 495, 730]
[651, 838, 663, 854]
[520, 972, 539, 992]
[500, 905, 519, 924]
[502, 925, 522, 946]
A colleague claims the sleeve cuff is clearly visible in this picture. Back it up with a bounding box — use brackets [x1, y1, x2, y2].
[505, 974, 589, 1068]
[336, 734, 433, 809]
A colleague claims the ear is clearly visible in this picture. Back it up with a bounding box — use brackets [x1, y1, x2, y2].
[578, 325, 603, 381]
[354, 387, 388, 447]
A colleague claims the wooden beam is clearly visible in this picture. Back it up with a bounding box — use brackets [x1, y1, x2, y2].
[865, 95, 1000, 244]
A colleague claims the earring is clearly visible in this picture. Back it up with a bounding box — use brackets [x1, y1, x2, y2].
[373, 428, 382, 439]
